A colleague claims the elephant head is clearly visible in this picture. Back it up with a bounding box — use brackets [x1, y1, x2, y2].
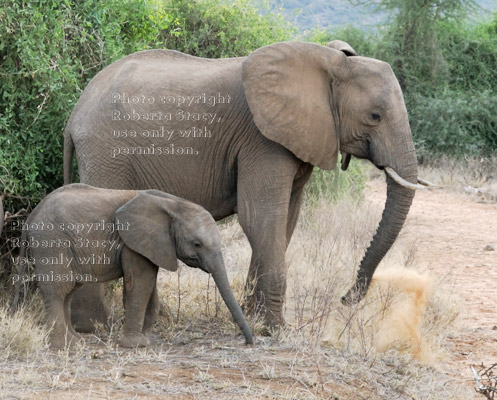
[116, 191, 254, 344]
[242, 41, 424, 304]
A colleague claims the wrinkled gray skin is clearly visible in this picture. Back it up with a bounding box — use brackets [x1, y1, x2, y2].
[16, 184, 253, 349]
[64, 40, 419, 330]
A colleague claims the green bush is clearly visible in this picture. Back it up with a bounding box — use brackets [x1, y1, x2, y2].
[406, 13, 497, 157]
[159, 0, 294, 58]
[441, 19, 497, 92]
[408, 91, 497, 157]
[305, 159, 367, 203]
[304, 25, 377, 57]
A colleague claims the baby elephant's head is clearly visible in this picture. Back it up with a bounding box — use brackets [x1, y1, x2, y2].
[170, 203, 222, 274]
[116, 191, 253, 344]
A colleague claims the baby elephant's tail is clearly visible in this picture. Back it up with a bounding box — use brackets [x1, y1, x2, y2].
[10, 228, 28, 311]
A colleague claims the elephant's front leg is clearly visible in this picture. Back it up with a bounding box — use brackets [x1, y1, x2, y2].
[237, 150, 299, 329]
[120, 247, 158, 348]
[142, 284, 159, 334]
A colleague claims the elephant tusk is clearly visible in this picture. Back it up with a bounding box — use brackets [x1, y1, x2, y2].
[417, 177, 436, 187]
[384, 167, 426, 190]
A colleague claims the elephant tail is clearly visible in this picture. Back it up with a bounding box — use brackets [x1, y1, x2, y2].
[63, 133, 74, 185]
[11, 228, 28, 311]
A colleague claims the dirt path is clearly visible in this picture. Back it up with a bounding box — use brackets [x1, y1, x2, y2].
[366, 179, 497, 392]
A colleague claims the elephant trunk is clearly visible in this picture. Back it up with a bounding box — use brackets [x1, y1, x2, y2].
[209, 255, 254, 345]
[342, 147, 417, 304]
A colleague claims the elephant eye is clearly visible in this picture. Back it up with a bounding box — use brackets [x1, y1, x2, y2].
[193, 241, 202, 249]
[372, 113, 381, 122]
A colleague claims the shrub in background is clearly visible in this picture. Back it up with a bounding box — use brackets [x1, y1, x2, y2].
[159, 0, 294, 57]
[305, 159, 367, 203]
[409, 91, 497, 158]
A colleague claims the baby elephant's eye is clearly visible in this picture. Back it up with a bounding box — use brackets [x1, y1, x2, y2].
[372, 113, 381, 122]
[193, 241, 202, 249]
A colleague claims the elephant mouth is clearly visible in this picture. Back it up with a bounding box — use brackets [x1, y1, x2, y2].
[340, 152, 351, 170]
[182, 257, 208, 273]
[197, 265, 209, 273]
[342, 152, 434, 191]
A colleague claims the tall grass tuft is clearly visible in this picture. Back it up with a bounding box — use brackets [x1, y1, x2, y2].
[0, 296, 49, 360]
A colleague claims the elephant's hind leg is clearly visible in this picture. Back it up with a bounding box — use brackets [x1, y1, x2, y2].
[64, 284, 83, 340]
[39, 281, 82, 349]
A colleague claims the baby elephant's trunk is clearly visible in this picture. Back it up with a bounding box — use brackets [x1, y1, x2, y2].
[209, 255, 254, 345]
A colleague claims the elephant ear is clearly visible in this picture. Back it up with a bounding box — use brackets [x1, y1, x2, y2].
[116, 192, 178, 272]
[326, 40, 358, 56]
[325, 40, 357, 172]
[242, 41, 347, 170]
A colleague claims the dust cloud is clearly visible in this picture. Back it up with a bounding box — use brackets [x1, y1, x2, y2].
[372, 267, 434, 362]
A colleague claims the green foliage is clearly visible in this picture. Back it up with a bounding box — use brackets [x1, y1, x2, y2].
[406, 14, 497, 157]
[304, 25, 377, 57]
[305, 159, 367, 203]
[160, 0, 294, 58]
[440, 19, 497, 92]
[409, 91, 497, 157]
[361, 0, 477, 93]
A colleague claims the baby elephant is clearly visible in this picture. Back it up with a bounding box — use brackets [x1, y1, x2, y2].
[16, 184, 253, 348]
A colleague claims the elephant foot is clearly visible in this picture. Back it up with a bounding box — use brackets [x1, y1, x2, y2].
[50, 331, 84, 350]
[119, 333, 150, 348]
[261, 311, 286, 336]
[244, 294, 285, 334]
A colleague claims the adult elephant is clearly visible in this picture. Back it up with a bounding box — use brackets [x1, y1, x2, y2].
[64, 40, 424, 331]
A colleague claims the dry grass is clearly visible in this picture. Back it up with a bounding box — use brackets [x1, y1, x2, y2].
[418, 155, 497, 203]
[0, 179, 471, 399]
[0, 295, 49, 361]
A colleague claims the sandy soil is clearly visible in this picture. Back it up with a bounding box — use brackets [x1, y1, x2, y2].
[366, 178, 497, 394]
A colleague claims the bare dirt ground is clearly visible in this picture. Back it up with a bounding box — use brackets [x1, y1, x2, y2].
[367, 178, 497, 395]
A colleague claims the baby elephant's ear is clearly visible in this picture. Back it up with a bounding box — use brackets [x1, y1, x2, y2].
[116, 193, 178, 272]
